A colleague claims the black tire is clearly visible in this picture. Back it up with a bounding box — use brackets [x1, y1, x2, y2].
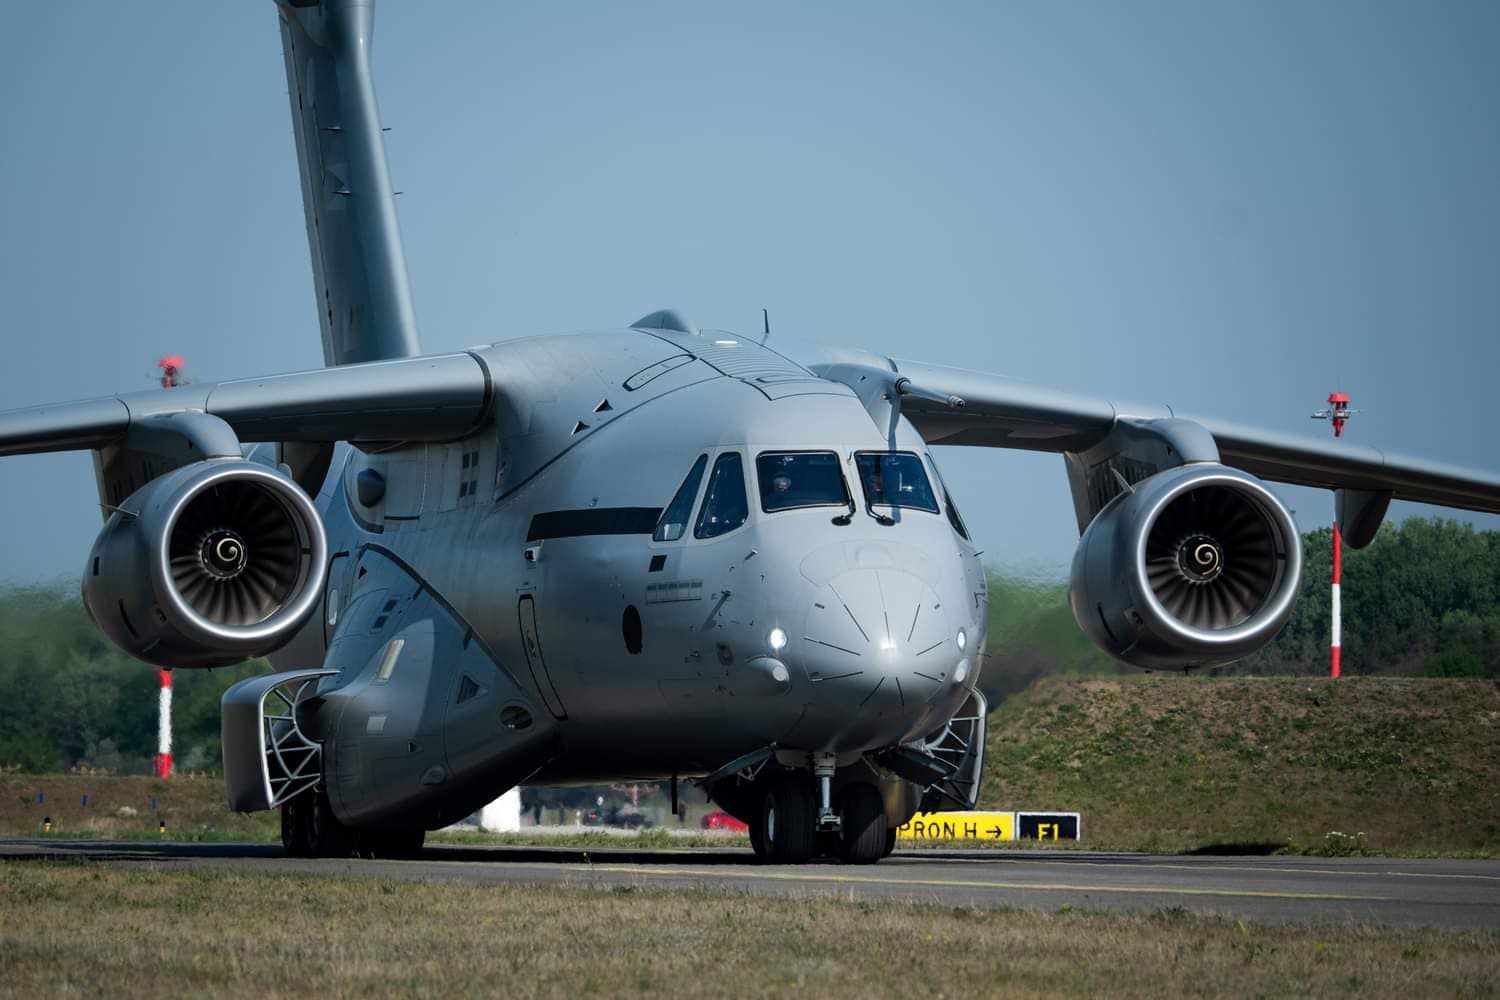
[280, 799, 307, 857]
[882, 827, 898, 858]
[838, 783, 888, 865]
[748, 816, 768, 859]
[358, 828, 426, 859]
[760, 775, 816, 864]
[304, 789, 356, 858]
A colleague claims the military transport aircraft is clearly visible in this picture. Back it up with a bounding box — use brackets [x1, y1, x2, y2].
[2, 0, 1498, 865]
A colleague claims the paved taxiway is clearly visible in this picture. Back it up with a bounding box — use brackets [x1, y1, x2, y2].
[3, 839, 1496, 930]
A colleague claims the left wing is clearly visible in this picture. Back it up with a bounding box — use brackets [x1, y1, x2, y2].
[810, 353, 1500, 542]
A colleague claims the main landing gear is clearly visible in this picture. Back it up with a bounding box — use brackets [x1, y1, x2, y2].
[281, 789, 425, 859]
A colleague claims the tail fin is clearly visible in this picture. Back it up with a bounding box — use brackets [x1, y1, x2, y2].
[277, 0, 421, 366]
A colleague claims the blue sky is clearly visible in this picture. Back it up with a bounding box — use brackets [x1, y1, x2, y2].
[1, 1, 1496, 583]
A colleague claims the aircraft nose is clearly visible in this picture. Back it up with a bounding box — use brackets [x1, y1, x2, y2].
[800, 567, 968, 729]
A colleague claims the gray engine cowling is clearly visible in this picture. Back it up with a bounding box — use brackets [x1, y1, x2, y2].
[1069, 464, 1302, 669]
[83, 460, 327, 668]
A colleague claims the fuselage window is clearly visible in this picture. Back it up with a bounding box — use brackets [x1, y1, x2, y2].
[756, 451, 851, 512]
[654, 454, 707, 541]
[854, 452, 939, 513]
[695, 452, 749, 539]
[926, 453, 971, 541]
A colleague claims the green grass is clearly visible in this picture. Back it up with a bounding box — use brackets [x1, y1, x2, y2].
[2, 861, 1497, 998]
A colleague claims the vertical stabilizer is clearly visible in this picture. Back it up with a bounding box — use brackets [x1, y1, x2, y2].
[277, 0, 421, 366]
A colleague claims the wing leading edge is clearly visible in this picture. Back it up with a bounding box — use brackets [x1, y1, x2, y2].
[0, 351, 492, 459]
[811, 354, 1500, 520]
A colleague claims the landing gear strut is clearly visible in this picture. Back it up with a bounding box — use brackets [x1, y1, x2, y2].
[811, 752, 841, 834]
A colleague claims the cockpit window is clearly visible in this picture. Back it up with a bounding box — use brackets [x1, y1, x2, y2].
[854, 452, 939, 513]
[756, 452, 851, 512]
[926, 452, 971, 541]
[654, 454, 707, 541]
[695, 452, 749, 538]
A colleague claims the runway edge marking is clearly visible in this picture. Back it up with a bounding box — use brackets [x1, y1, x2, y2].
[514, 863, 1392, 902]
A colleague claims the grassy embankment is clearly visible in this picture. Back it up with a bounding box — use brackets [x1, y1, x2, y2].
[981, 675, 1500, 854]
[1, 772, 275, 841]
[6, 676, 1497, 856]
[2, 861, 1497, 997]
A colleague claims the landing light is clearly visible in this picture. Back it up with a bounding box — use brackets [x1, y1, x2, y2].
[768, 627, 788, 652]
[954, 659, 970, 684]
[956, 628, 967, 651]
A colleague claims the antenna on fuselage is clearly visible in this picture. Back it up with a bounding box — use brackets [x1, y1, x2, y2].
[761, 308, 770, 345]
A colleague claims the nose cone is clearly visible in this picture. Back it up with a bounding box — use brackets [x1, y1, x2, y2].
[798, 566, 963, 745]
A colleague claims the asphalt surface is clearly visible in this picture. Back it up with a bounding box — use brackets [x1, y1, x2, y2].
[3, 839, 1497, 930]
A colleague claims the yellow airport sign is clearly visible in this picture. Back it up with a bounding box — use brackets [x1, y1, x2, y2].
[897, 811, 1015, 841]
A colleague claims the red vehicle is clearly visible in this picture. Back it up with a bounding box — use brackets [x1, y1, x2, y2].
[702, 811, 749, 832]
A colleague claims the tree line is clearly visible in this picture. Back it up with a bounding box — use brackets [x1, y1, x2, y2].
[978, 516, 1498, 699]
[0, 517, 1494, 773]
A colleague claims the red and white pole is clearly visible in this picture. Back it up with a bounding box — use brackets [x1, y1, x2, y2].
[154, 355, 185, 780]
[1330, 520, 1342, 679]
[156, 668, 173, 778]
[1312, 391, 1357, 680]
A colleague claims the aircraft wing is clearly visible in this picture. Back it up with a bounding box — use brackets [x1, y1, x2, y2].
[0, 352, 492, 458]
[811, 354, 1500, 518]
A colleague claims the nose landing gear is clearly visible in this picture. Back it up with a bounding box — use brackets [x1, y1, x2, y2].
[745, 756, 892, 866]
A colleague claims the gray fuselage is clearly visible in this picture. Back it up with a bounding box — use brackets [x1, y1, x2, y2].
[274, 327, 987, 784]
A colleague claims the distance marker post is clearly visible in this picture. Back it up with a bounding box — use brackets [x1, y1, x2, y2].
[1312, 392, 1358, 679]
[156, 668, 173, 778]
[153, 354, 186, 777]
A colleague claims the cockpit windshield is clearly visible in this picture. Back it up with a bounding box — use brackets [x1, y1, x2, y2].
[756, 452, 851, 512]
[695, 452, 749, 539]
[854, 452, 939, 513]
[654, 454, 707, 541]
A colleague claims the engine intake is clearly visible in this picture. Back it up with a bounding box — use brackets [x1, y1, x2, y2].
[1070, 465, 1301, 669]
[84, 460, 327, 668]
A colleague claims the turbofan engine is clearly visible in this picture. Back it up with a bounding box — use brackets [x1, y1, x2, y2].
[83, 460, 327, 668]
[1069, 464, 1302, 669]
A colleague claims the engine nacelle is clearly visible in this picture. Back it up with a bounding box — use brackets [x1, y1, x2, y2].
[1070, 464, 1302, 669]
[83, 460, 327, 668]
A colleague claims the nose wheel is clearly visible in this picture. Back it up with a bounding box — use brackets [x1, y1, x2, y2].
[836, 783, 888, 864]
[752, 774, 816, 864]
[748, 771, 891, 865]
